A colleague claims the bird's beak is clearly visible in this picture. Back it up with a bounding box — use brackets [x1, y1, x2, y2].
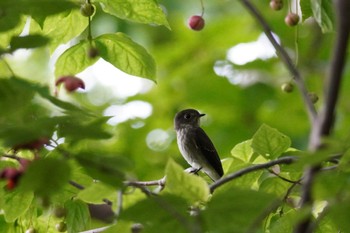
[199, 113, 206, 117]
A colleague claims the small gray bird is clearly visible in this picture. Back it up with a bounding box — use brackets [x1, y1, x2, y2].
[174, 109, 224, 181]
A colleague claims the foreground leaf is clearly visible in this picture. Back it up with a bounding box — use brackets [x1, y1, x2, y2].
[55, 40, 98, 77]
[97, 0, 170, 29]
[65, 199, 90, 233]
[204, 187, 277, 233]
[3, 190, 34, 222]
[310, 0, 334, 33]
[95, 33, 156, 81]
[19, 158, 71, 196]
[121, 194, 195, 233]
[164, 159, 210, 204]
[251, 124, 291, 159]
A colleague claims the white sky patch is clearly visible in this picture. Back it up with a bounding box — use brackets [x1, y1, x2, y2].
[227, 33, 279, 65]
[78, 59, 155, 98]
[104, 100, 153, 125]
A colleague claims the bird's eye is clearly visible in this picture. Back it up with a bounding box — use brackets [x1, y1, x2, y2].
[184, 113, 191, 119]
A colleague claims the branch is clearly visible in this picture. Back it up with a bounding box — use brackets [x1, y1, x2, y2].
[209, 156, 296, 193]
[124, 176, 166, 188]
[238, 0, 317, 123]
[297, 1, 350, 232]
[308, 0, 350, 150]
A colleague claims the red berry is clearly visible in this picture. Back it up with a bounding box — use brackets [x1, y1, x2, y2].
[56, 76, 85, 92]
[285, 13, 300, 26]
[188, 15, 205, 31]
[7, 179, 17, 190]
[1, 168, 19, 179]
[269, 0, 283, 11]
[0, 168, 22, 190]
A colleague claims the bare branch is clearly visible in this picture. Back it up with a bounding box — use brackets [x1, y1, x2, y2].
[124, 176, 166, 188]
[297, 1, 350, 232]
[308, 0, 350, 151]
[209, 156, 296, 193]
[238, 0, 317, 123]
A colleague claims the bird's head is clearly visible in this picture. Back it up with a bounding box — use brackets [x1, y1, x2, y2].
[174, 109, 205, 130]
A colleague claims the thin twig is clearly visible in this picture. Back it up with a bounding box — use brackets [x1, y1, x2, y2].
[267, 168, 302, 184]
[1, 154, 21, 161]
[124, 176, 166, 188]
[209, 156, 297, 193]
[239, 0, 317, 123]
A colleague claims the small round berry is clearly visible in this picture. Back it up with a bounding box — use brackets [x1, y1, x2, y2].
[270, 0, 283, 11]
[188, 15, 205, 31]
[80, 3, 95, 17]
[281, 82, 294, 93]
[55, 222, 67, 232]
[88, 47, 99, 59]
[308, 92, 319, 103]
[285, 13, 300, 26]
[53, 207, 67, 218]
[56, 76, 85, 92]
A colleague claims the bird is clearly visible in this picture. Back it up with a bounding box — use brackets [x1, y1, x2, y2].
[174, 109, 224, 181]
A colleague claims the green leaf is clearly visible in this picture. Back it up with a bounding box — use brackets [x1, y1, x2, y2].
[300, 0, 313, 21]
[259, 176, 291, 196]
[74, 151, 131, 188]
[3, 190, 34, 222]
[97, 0, 170, 29]
[121, 194, 194, 233]
[251, 124, 291, 159]
[0, 117, 55, 148]
[204, 187, 276, 233]
[164, 159, 210, 204]
[231, 139, 254, 162]
[77, 182, 117, 204]
[55, 40, 98, 77]
[95, 33, 156, 81]
[19, 158, 71, 196]
[310, 0, 334, 33]
[30, 9, 88, 52]
[0, 0, 77, 31]
[10, 34, 50, 51]
[56, 116, 112, 141]
[65, 199, 90, 233]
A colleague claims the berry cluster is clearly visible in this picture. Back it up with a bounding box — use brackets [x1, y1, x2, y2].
[269, 0, 300, 27]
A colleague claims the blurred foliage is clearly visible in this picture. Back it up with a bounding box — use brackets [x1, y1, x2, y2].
[0, 0, 349, 232]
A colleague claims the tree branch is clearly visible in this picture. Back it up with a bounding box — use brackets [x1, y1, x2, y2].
[209, 156, 296, 193]
[308, 0, 350, 151]
[297, 1, 350, 232]
[238, 0, 317, 123]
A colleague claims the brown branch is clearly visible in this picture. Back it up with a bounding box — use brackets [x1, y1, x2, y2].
[297, 1, 350, 232]
[239, 0, 317, 123]
[308, 0, 350, 151]
[209, 156, 296, 193]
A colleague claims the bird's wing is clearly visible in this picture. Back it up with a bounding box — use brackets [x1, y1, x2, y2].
[194, 127, 224, 177]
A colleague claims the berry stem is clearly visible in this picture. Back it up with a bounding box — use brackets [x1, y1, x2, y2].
[200, 0, 205, 16]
